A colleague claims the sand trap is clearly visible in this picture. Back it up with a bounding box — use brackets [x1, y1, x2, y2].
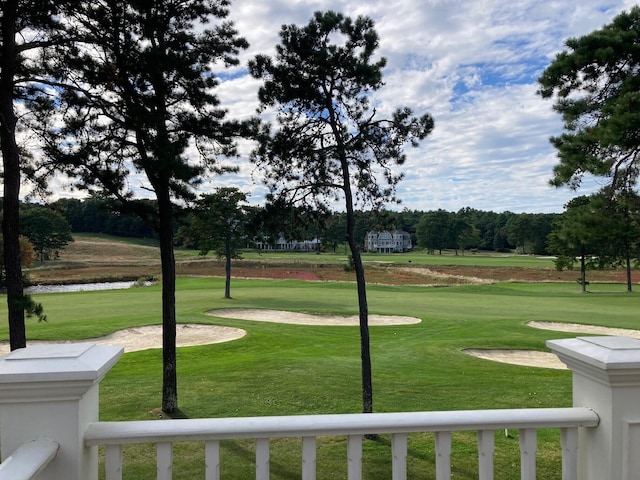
[5, 312, 630, 371]
[528, 321, 640, 339]
[207, 308, 422, 326]
[464, 349, 568, 370]
[0, 309, 419, 356]
[465, 321, 640, 370]
[0, 324, 246, 356]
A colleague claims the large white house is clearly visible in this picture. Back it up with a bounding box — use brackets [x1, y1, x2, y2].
[365, 230, 412, 253]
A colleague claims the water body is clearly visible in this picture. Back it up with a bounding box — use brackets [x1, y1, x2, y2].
[24, 281, 153, 294]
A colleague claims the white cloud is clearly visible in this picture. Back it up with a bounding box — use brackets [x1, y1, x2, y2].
[21, 0, 631, 214]
[216, 0, 630, 213]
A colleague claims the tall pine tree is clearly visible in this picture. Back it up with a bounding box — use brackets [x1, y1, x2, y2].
[1, 0, 75, 349]
[250, 11, 434, 414]
[44, 0, 250, 413]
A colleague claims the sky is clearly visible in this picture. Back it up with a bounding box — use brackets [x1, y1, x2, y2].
[199, 0, 638, 214]
[34, 0, 637, 214]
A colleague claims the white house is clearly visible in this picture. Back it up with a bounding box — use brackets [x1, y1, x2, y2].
[366, 230, 412, 253]
[255, 236, 321, 251]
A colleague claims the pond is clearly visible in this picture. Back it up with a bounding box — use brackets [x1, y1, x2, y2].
[24, 281, 154, 294]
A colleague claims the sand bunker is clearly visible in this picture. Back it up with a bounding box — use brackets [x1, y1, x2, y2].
[464, 348, 567, 370]
[207, 308, 422, 326]
[465, 321, 640, 370]
[0, 324, 247, 356]
[528, 321, 640, 339]
[0, 309, 419, 356]
[4, 311, 629, 371]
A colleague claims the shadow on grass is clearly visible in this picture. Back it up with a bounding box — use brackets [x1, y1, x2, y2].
[151, 407, 190, 419]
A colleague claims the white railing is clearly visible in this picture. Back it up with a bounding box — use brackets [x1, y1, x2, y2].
[84, 407, 599, 480]
[0, 336, 638, 480]
[0, 440, 59, 480]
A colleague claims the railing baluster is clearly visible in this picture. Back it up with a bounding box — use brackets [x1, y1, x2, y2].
[519, 428, 537, 480]
[477, 430, 494, 480]
[347, 435, 363, 480]
[83, 407, 598, 480]
[156, 442, 173, 480]
[104, 444, 123, 480]
[256, 438, 269, 480]
[205, 440, 220, 480]
[302, 436, 316, 480]
[560, 427, 578, 480]
[435, 431, 452, 480]
[391, 433, 408, 480]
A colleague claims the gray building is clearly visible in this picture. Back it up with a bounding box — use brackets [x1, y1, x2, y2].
[365, 230, 412, 253]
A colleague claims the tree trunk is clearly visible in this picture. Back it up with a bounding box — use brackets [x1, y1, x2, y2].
[344, 193, 372, 414]
[626, 252, 632, 293]
[580, 253, 587, 294]
[0, 0, 27, 350]
[224, 240, 232, 299]
[157, 192, 178, 414]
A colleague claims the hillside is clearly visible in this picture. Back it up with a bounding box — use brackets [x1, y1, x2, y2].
[24, 234, 639, 287]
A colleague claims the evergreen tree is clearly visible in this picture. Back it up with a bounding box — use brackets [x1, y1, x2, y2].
[548, 195, 611, 292]
[1, 0, 79, 349]
[538, 6, 640, 191]
[20, 206, 74, 261]
[182, 188, 250, 299]
[44, 0, 250, 414]
[249, 11, 434, 413]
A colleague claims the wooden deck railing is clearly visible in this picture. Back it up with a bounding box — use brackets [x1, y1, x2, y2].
[84, 407, 599, 480]
[0, 336, 638, 480]
[0, 440, 59, 480]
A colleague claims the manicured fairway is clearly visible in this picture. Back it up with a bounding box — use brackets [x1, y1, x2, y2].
[2, 277, 637, 478]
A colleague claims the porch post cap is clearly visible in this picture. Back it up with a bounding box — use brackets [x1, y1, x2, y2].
[0, 343, 123, 385]
[548, 336, 640, 385]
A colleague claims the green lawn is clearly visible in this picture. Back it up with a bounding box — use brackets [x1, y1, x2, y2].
[239, 248, 558, 268]
[71, 233, 558, 268]
[2, 278, 637, 478]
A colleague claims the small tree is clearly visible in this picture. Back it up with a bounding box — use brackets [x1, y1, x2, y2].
[250, 11, 434, 413]
[599, 187, 640, 292]
[547, 195, 610, 292]
[20, 206, 74, 261]
[0, 234, 35, 285]
[182, 188, 250, 299]
[416, 210, 451, 254]
[506, 214, 533, 254]
[449, 216, 473, 255]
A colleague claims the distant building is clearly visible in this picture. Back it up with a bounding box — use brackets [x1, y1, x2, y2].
[255, 236, 321, 251]
[366, 230, 412, 253]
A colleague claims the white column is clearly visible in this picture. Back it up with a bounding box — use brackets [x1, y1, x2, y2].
[0, 343, 123, 480]
[547, 336, 640, 480]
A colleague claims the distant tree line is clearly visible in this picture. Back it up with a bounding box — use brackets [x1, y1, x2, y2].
[43, 196, 562, 255]
[53, 197, 157, 239]
[26, 196, 640, 271]
[320, 208, 558, 255]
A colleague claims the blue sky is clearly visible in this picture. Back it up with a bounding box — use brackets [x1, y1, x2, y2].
[205, 0, 638, 214]
[35, 1, 636, 213]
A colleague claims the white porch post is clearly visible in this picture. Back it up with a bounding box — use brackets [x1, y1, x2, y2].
[548, 336, 640, 480]
[0, 343, 123, 480]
